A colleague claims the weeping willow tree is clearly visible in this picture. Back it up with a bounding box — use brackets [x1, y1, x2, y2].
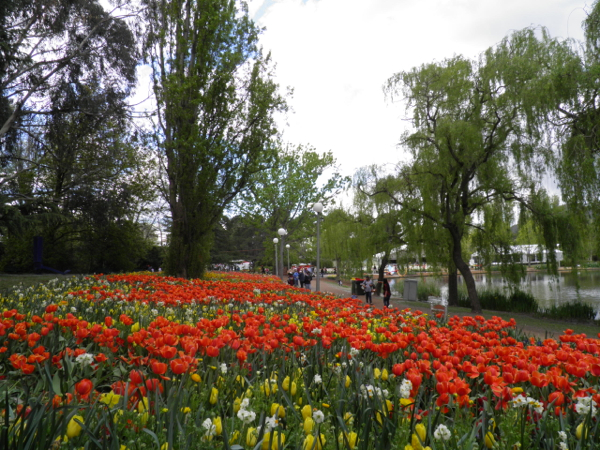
[320, 207, 371, 280]
[378, 28, 582, 313]
[549, 1, 600, 261]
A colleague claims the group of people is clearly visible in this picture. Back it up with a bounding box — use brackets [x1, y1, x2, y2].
[361, 276, 392, 308]
[287, 267, 313, 289]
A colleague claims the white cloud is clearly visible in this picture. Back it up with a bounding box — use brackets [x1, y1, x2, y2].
[248, 0, 588, 180]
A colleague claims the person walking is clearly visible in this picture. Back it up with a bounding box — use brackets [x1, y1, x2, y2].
[304, 269, 312, 290]
[382, 278, 391, 308]
[362, 276, 374, 305]
[293, 269, 299, 287]
[298, 268, 305, 288]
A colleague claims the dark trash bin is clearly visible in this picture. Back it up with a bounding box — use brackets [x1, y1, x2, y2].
[352, 278, 365, 295]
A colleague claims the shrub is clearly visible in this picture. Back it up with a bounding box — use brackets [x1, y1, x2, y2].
[457, 286, 538, 313]
[417, 280, 441, 302]
[539, 300, 597, 321]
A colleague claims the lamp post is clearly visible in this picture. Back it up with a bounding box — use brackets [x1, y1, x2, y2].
[278, 228, 287, 281]
[273, 238, 279, 276]
[286, 244, 290, 271]
[312, 201, 323, 292]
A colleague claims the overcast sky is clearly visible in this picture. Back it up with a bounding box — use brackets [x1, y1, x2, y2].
[246, 0, 590, 183]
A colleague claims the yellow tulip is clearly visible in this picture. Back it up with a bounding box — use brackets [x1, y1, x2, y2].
[137, 397, 149, 413]
[263, 379, 278, 396]
[212, 417, 222, 435]
[303, 434, 327, 450]
[576, 423, 588, 440]
[345, 376, 351, 388]
[271, 403, 285, 418]
[191, 373, 201, 383]
[301, 404, 312, 420]
[131, 322, 140, 333]
[236, 375, 245, 386]
[181, 407, 191, 414]
[484, 431, 496, 448]
[404, 445, 415, 450]
[66, 415, 84, 439]
[262, 431, 285, 450]
[234, 397, 242, 413]
[338, 431, 359, 449]
[381, 368, 389, 381]
[303, 417, 315, 434]
[415, 423, 426, 442]
[247, 428, 258, 447]
[210, 387, 218, 404]
[344, 412, 354, 426]
[374, 368, 381, 379]
[400, 398, 413, 407]
[113, 410, 124, 424]
[411, 434, 423, 450]
[291, 381, 297, 396]
[282, 376, 291, 391]
[160, 444, 169, 450]
[230, 430, 240, 443]
[138, 412, 149, 426]
[100, 391, 121, 407]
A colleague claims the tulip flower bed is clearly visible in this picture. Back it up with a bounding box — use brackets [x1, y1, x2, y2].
[1, 272, 600, 450]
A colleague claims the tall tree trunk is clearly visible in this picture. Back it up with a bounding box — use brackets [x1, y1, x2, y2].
[449, 227, 481, 313]
[166, 202, 212, 279]
[447, 264, 458, 306]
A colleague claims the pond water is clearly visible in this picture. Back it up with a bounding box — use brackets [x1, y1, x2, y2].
[388, 270, 600, 312]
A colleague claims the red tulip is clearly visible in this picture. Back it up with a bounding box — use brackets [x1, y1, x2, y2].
[75, 379, 93, 398]
[170, 358, 189, 375]
[130, 370, 144, 385]
[151, 361, 167, 376]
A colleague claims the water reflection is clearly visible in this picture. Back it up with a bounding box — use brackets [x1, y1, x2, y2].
[388, 271, 600, 311]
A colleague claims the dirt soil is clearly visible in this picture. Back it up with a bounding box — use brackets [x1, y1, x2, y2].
[314, 278, 586, 340]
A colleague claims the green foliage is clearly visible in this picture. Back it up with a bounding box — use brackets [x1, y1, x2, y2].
[236, 143, 348, 267]
[539, 301, 597, 322]
[457, 286, 539, 313]
[212, 215, 266, 265]
[416, 281, 441, 302]
[321, 208, 366, 279]
[143, 0, 287, 279]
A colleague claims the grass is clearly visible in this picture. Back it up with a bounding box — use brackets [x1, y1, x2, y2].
[0, 273, 79, 293]
[444, 303, 600, 338]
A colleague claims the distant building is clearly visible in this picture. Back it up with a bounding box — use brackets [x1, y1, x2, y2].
[469, 244, 563, 267]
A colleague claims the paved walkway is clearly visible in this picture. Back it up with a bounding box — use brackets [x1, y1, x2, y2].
[311, 277, 552, 338]
[312, 277, 416, 311]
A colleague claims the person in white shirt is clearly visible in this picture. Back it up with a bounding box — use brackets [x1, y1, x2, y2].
[362, 276, 374, 304]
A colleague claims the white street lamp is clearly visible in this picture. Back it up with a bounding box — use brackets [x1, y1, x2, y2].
[278, 228, 287, 281]
[273, 237, 279, 276]
[312, 201, 323, 292]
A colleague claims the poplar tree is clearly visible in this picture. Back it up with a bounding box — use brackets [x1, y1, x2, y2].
[142, 0, 286, 278]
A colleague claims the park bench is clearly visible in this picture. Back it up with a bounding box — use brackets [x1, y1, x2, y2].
[429, 297, 447, 322]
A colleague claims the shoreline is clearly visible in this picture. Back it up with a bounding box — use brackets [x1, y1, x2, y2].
[355, 266, 600, 279]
